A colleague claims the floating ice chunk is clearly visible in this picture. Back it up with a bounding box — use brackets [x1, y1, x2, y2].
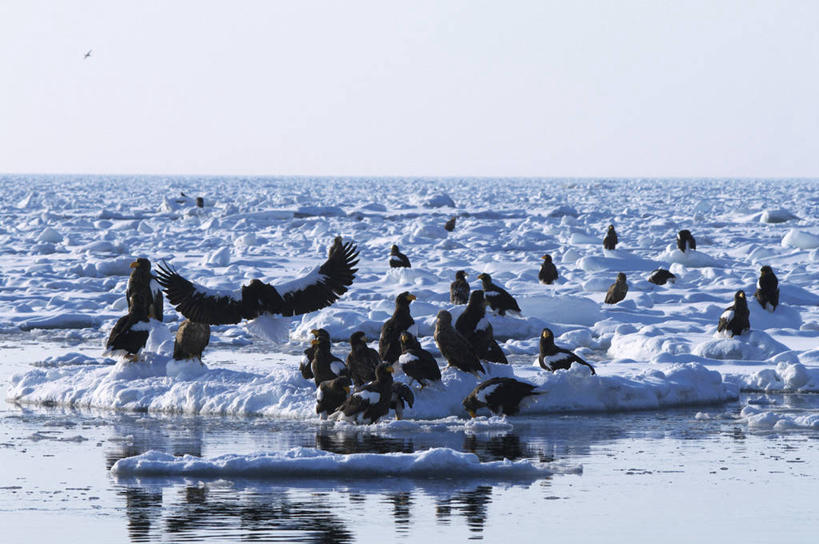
[110, 447, 573, 480]
[739, 362, 818, 392]
[741, 406, 819, 430]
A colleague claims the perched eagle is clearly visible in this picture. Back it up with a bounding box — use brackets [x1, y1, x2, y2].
[155, 239, 359, 325]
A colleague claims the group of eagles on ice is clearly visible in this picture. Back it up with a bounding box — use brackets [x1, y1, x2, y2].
[106, 223, 780, 424]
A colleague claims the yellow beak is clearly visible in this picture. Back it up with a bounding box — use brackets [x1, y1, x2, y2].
[310, 339, 319, 346]
[130, 261, 139, 269]
[468, 410, 477, 419]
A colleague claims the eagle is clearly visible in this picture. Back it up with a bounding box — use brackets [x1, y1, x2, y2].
[155, 239, 359, 325]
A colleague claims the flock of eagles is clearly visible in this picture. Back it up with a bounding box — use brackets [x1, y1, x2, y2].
[106, 221, 780, 423]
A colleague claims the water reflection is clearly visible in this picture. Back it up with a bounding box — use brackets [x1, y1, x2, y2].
[100, 396, 818, 543]
[435, 486, 493, 538]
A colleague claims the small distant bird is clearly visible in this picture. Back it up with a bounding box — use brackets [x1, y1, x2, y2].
[462, 377, 540, 417]
[389, 244, 411, 268]
[603, 225, 618, 250]
[444, 217, 456, 232]
[390, 382, 415, 420]
[605, 273, 628, 304]
[127, 258, 164, 322]
[337, 363, 395, 424]
[106, 294, 150, 360]
[754, 265, 779, 312]
[717, 290, 751, 337]
[538, 254, 559, 285]
[450, 270, 470, 305]
[346, 331, 381, 387]
[477, 273, 521, 316]
[300, 329, 329, 380]
[173, 320, 210, 361]
[677, 229, 696, 252]
[455, 290, 508, 364]
[538, 328, 596, 374]
[647, 268, 676, 286]
[316, 376, 352, 418]
[398, 331, 441, 388]
[378, 292, 416, 363]
[310, 334, 348, 387]
[84, 50, 92, 59]
[434, 310, 484, 375]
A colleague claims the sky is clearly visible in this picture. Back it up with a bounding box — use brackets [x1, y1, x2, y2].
[1, 0, 818, 178]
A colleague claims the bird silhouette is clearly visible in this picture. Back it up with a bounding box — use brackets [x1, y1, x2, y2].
[84, 50, 92, 60]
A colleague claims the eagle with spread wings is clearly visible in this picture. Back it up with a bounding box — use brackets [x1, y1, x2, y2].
[155, 239, 359, 325]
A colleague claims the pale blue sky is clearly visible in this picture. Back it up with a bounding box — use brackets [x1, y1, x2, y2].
[1, 0, 817, 177]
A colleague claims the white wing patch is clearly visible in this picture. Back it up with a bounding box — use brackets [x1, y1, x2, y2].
[476, 383, 501, 404]
[398, 353, 418, 364]
[720, 310, 734, 322]
[330, 361, 347, 376]
[354, 390, 382, 404]
[316, 388, 324, 401]
[275, 265, 327, 297]
[542, 352, 571, 365]
[390, 255, 403, 262]
[192, 282, 242, 302]
[149, 279, 163, 297]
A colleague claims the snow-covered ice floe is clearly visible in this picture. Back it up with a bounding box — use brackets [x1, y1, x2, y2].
[7, 353, 738, 418]
[740, 406, 819, 430]
[737, 362, 819, 393]
[110, 446, 580, 480]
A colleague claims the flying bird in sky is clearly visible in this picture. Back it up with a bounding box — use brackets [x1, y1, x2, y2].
[83, 50, 92, 59]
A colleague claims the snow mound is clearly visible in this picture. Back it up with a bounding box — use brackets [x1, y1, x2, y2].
[781, 229, 819, 250]
[37, 227, 63, 243]
[738, 363, 819, 393]
[423, 193, 456, 208]
[33, 352, 114, 368]
[19, 313, 101, 331]
[546, 205, 578, 218]
[110, 447, 573, 480]
[577, 253, 660, 273]
[692, 331, 790, 361]
[760, 208, 797, 223]
[657, 248, 720, 268]
[518, 295, 601, 326]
